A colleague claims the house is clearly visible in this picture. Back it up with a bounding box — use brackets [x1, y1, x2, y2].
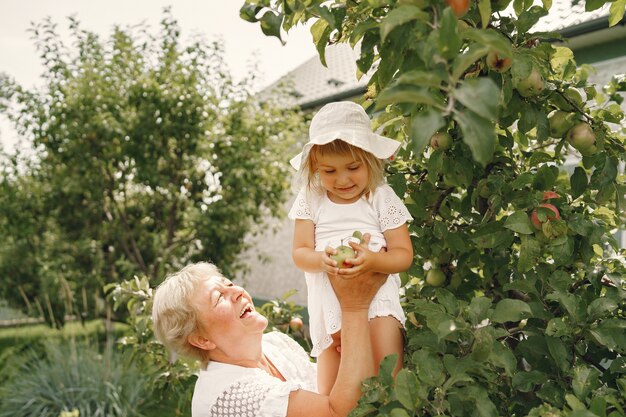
[237, 0, 626, 305]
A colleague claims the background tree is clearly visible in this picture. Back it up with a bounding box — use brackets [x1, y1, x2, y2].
[242, 0, 626, 416]
[0, 11, 304, 325]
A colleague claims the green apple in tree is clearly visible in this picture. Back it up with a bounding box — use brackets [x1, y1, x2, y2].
[476, 179, 490, 198]
[566, 122, 597, 156]
[514, 67, 545, 98]
[426, 268, 446, 287]
[548, 111, 576, 138]
[430, 131, 453, 151]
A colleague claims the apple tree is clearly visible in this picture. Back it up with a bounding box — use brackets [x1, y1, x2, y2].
[0, 11, 305, 325]
[242, 0, 626, 416]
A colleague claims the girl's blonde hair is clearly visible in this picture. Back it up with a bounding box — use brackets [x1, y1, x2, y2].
[297, 139, 386, 196]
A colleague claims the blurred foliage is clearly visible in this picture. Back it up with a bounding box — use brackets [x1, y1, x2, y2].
[242, 0, 626, 416]
[0, 10, 305, 325]
[0, 338, 150, 417]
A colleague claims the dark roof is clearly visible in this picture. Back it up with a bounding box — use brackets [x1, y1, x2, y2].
[261, 43, 370, 109]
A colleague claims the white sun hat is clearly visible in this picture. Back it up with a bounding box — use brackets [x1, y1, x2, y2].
[289, 101, 401, 170]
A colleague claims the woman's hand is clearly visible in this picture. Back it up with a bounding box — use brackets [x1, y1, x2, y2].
[329, 265, 387, 313]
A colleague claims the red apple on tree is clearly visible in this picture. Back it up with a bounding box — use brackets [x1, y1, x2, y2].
[530, 203, 561, 230]
[447, 0, 470, 17]
[289, 317, 304, 332]
[486, 51, 513, 73]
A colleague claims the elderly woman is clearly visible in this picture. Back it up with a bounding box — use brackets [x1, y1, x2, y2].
[152, 241, 387, 417]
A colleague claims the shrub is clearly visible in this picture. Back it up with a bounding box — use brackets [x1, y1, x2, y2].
[0, 339, 150, 417]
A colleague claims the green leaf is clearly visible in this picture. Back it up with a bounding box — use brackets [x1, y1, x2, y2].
[609, 0, 626, 26]
[380, 5, 428, 42]
[413, 349, 446, 386]
[551, 46, 576, 78]
[492, 299, 532, 323]
[390, 409, 412, 417]
[517, 5, 549, 33]
[396, 70, 445, 89]
[409, 107, 445, 155]
[453, 110, 497, 166]
[585, 0, 608, 11]
[570, 167, 588, 198]
[376, 85, 442, 109]
[468, 296, 492, 326]
[546, 335, 571, 372]
[471, 221, 514, 248]
[451, 43, 491, 81]
[587, 318, 626, 351]
[239, 4, 263, 22]
[461, 29, 513, 54]
[488, 341, 517, 376]
[572, 365, 601, 400]
[512, 370, 547, 392]
[504, 211, 535, 234]
[454, 78, 499, 120]
[471, 327, 494, 361]
[587, 298, 619, 320]
[436, 8, 462, 59]
[310, 19, 331, 66]
[478, 0, 492, 27]
[395, 369, 420, 410]
[260, 11, 284, 44]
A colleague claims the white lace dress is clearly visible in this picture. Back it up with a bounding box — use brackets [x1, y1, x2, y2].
[191, 332, 317, 417]
[288, 184, 412, 357]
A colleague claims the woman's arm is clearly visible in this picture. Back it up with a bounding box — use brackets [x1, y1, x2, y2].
[286, 268, 386, 417]
[338, 224, 413, 279]
[292, 218, 339, 275]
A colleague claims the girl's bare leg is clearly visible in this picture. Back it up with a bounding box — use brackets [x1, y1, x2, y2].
[369, 316, 404, 376]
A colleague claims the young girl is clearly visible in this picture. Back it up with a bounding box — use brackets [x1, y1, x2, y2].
[288, 101, 413, 394]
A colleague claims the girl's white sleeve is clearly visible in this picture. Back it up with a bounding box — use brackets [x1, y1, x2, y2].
[288, 188, 313, 221]
[374, 184, 413, 232]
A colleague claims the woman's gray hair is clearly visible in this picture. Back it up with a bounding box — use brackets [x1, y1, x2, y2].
[152, 262, 223, 366]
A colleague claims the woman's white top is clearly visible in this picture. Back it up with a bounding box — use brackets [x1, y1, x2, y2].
[288, 184, 412, 357]
[191, 331, 317, 417]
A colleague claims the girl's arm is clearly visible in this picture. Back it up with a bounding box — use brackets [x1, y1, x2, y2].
[338, 223, 413, 279]
[292, 218, 339, 275]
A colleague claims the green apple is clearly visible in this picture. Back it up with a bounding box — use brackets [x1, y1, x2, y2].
[548, 111, 576, 138]
[566, 123, 597, 156]
[430, 131, 453, 151]
[514, 67, 545, 98]
[426, 268, 446, 287]
[331, 245, 356, 268]
[477, 179, 490, 199]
